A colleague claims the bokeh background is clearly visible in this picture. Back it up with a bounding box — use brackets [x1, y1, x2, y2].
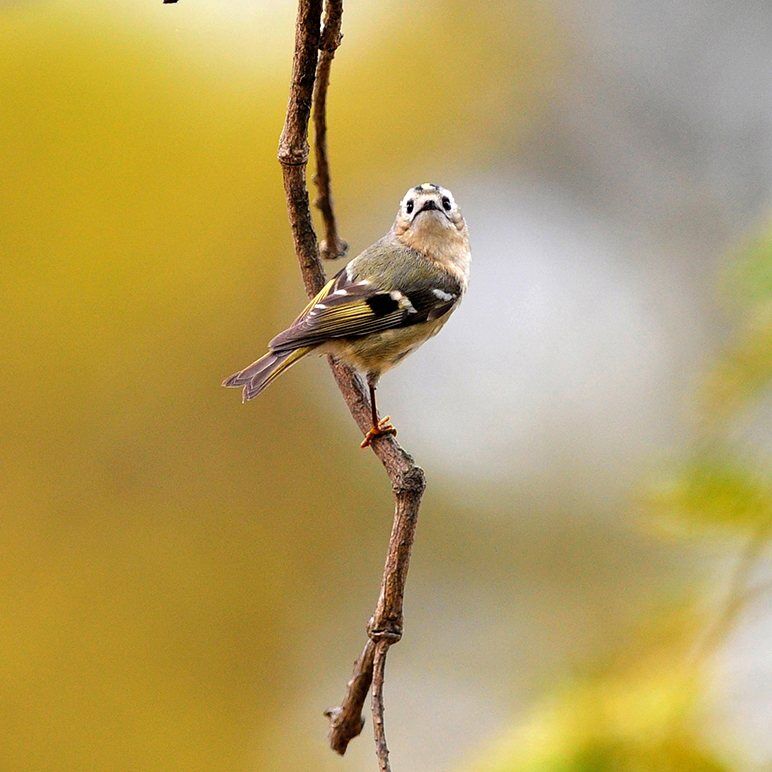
[2, 1, 770, 769]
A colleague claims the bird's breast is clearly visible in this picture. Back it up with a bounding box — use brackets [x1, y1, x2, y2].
[329, 315, 452, 376]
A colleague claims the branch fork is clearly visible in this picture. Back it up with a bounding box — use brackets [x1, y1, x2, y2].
[277, 1, 426, 768]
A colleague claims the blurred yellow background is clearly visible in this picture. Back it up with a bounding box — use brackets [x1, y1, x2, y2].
[2, 1, 769, 770]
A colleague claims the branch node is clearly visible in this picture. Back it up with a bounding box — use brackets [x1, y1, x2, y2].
[393, 465, 427, 496]
[368, 627, 403, 644]
[320, 26, 343, 52]
[278, 142, 311, 166]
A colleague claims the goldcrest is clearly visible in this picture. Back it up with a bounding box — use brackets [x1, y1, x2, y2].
[224, 183, 471, 447]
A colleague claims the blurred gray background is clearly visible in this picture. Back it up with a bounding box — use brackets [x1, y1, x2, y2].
[2, 1, 770, 769]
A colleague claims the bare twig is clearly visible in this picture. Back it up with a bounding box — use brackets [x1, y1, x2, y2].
[372, 641, 391, 771]
[278, 0, 326, 297]
[312, 0, 348, 260]
[277, 0, 427, 763]
[322, 640, 372, 750]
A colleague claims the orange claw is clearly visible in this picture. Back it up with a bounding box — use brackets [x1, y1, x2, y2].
[360, 416, 398, 448]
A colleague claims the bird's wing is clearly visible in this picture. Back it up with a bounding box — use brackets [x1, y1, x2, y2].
[269, 265, 459, 352]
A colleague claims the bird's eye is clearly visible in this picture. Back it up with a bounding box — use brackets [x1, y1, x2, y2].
[405, 200, 414, 214]
[441, 196, 452, 211]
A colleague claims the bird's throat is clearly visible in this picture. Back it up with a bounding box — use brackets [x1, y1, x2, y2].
[397, 220, 471, 288]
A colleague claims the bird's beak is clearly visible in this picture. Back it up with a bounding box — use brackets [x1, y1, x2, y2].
[415, 199, 450, 222]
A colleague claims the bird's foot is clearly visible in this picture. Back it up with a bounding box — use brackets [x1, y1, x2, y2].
[360, 417, 398, 448]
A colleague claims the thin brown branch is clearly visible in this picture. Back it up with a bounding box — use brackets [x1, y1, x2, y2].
[278, 0, 427, 764]
[372, 641, 391, 772]
[278, 0, 326, 298]
[323, 640, 373, 752]
[312, 0, 348, 260]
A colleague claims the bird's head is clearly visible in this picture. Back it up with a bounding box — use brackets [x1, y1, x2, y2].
[393, 183, 468, 255]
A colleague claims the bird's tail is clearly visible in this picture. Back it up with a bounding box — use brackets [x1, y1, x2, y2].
[222, 346, 313, 402]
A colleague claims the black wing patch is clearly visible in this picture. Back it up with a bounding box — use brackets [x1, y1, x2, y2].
[366, 293, 401, 316]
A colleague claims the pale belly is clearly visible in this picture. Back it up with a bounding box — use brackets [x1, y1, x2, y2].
[325, 316, 449, 378]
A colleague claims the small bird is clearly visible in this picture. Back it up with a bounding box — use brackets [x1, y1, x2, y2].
[223, 183, 471, 447]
